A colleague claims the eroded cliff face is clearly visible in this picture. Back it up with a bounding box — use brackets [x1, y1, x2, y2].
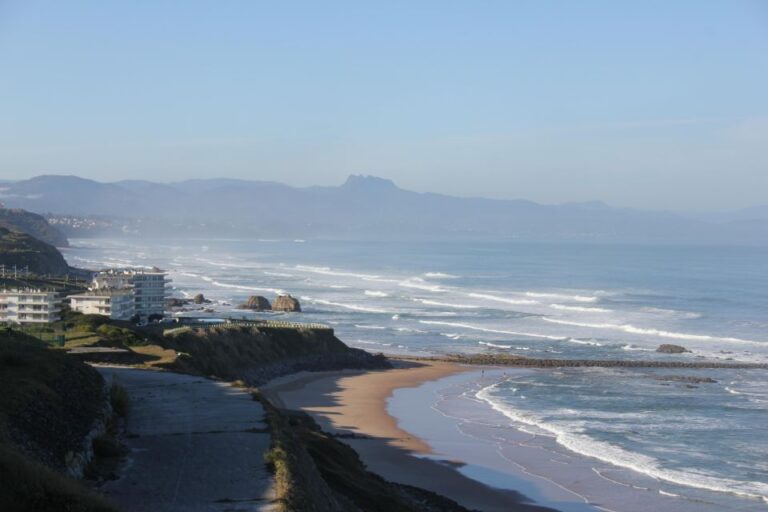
[161, 325, 388, 385]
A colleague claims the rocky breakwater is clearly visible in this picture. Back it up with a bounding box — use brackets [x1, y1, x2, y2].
[405, 353, 768, 370]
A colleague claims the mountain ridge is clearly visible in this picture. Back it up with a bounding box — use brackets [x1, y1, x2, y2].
[1, 174, 766, 244]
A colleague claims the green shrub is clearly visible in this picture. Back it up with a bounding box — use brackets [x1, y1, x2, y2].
[109, 381, 129, 418]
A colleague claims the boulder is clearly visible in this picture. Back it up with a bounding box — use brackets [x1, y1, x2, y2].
[654, 375, 716, 384]
[192, 293, 208, 304]
[656, 344, 690, 354]
[272, 294, 301, 312]
[165, 297, 186, 308]
[237, 295, 272, 311]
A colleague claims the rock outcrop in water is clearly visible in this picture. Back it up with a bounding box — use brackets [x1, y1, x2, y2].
[656, 344, 690, 354]
[272, 294, 301, 312]
[237, 295, 272, 311]
[165, 293, 211, 309]
[654, 375, 717, 384]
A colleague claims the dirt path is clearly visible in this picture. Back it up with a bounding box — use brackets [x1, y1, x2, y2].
[98, 368, 276, 511]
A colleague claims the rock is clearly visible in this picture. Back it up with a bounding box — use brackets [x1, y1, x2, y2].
[237, 295, 272, 311]
[654, 375, 717, 384]
[656, 344, 690, 354]
[165, 298, 187, 308]
[192, 293, 208, 304]
[272, 294, 302, 312]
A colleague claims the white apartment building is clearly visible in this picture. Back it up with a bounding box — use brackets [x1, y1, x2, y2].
[91, 268, 169, 321]
[68, 289, 135, 320]
[0, 289, 61, 324]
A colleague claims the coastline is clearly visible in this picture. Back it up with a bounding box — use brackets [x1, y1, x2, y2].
[260, 360, 559, 512]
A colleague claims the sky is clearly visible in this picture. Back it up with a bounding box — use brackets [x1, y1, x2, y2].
[0, 1, 766, 210]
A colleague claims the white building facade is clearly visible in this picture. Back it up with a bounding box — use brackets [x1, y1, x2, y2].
[91, 268, 169, 321]
[68, 289, 135, 320]
[0, 289, 61, 324]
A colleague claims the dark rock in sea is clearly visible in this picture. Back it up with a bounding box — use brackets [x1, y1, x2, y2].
[165, 297, 186, 308]
[192, 293, 209, 304]
[237, 295, 272, 311]
[272, 294, 301, 312]
[656, 344, 690, 354]
[654, 375, 717, 384]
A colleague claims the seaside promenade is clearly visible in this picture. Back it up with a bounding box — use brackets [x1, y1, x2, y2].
[98, 368, 276, 511]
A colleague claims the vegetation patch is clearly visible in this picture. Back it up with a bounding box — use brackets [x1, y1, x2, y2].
[0, 330, 116, 510]
[0, 444, 115, 512]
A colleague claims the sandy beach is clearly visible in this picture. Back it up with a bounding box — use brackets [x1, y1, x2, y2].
[260, 360, 557, 512]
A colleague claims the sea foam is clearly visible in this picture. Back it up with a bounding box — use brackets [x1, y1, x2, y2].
[419, 320, 564, 340]
[300, 296, 390, 314]
[476, 384, 768, 503]
[467, 292, 538, 306]
[541, 318, 765, 346]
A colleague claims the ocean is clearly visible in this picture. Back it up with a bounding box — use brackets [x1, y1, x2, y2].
[62, 238, 768, 510]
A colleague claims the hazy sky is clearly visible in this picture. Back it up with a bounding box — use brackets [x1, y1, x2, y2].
[1, 1, 766, 210]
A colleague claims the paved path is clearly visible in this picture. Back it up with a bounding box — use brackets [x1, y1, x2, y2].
[98, 368, 276, 512]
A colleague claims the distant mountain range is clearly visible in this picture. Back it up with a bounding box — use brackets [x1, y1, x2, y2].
[0, 174, 766, 244]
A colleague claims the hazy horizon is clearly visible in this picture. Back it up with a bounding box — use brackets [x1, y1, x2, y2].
[1, 1, 767, 210]
[3, 172, 767, 214]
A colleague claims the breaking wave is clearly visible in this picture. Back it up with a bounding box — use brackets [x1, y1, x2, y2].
[399, 278, 446, 292]
[295, 265, 381, 280]
[479, 341, 512, 349]
[424, 272, 460, 279]
[364, 290, 389, 297]
[541, 318, 765, 346]
[419, 320, 564, 340]
[525, 292, 599, 303]
[476, 384, 768, 502]
[414, 298, 480, 309]
[550, 304, 612, 313]
[467, 292, 538, 306]
[300, 296, 391, 314]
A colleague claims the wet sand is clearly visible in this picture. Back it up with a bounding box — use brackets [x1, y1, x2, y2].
[260, 360, 557, 512]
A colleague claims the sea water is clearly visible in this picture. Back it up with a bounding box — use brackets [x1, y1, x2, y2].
[62, 238, 768, 509]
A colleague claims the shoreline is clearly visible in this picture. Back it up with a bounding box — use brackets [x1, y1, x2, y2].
[260, 360, 558, 512]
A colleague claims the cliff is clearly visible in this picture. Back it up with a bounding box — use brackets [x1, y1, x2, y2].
[0, 208, 68, 247]
[0, 227, 70, 275]
[160, 324, 389, 385]
[260, 401, 470, 512]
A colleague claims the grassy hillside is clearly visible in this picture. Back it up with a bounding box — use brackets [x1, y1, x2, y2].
[0, 227, 70, 275]
[260, 400, 470, 512]
[161, 324, 389, 384]
[0, 330, 114, 511]
[0, 207, 68, 247]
